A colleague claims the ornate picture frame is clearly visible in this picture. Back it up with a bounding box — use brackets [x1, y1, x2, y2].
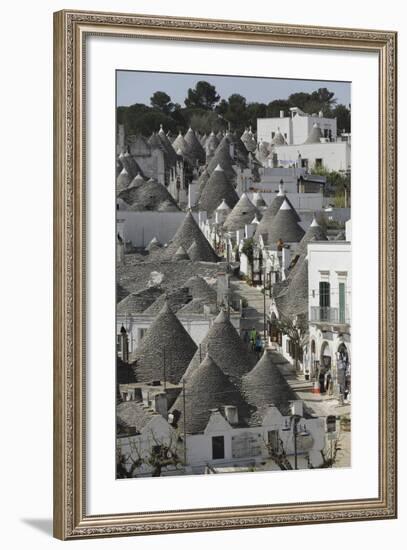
[53, 9, 397, 540]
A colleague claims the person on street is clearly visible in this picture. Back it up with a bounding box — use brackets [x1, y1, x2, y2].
[250, 327, 257, 351]
[255, 334, 263, 357]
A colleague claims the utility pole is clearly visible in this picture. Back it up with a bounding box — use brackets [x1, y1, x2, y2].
[182, 380, 187, 467]
[263, 265, 267, 343]
[163, 347, 166, 391]
[292, 415, 302, 470]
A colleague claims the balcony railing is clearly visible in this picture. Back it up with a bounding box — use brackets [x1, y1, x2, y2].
[310, 306, 349, 325]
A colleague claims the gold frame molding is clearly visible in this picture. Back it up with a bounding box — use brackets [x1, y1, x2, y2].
[53, 9, 397, 540]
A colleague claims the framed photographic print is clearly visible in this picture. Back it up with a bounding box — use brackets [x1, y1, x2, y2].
[53, 9, 397, 540]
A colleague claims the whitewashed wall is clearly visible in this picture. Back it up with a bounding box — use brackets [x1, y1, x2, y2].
[274, 142, 350, 172]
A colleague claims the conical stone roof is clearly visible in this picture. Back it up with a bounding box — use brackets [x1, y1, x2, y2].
[200, 133, 208, 147]
[117, 167, 132, 193]
[172, 245, 190, 261]
[271, 128, 286, 146]
[182, 309, 256, 383]
[164, 211, 219, 262]
[225, 132, 249, 166]
[240, 128, 249, 144]
[275, 258, 309, 318]
[145, 236, 162, 252]
[198, 165, 239, 217]
[223, 193, 259, 232]
[143, 288, 192, 315]
[120, 151, 144, 179]
[118, 178, 180, 211]
[148, 132, 164, 149]
[130, 302, 197, 384]
[196, 170, 210, 201]
[158, 125, 178, 165]
[172, 354, 253, 434]
[206, 139, 237, 181]
[117, 287, 163, 315]
[304, 123, 323, 144]
[157, 199, 181, 212]
[252, 192, 266, 208]
[294, 217, 327, 258]
[256, 140, 270, 163]
[255, 187, 300, 240]
[205, 131, 220, 160]
[184, 127, 205, 163]
[184, 275, 217, 303]
[172, 131, 190, 156]
[128, 172, 145, 189]
[186, 240, 209, 263]
[242, 350, 297, 419]
[267, 199, 305, 244]
[244, 129, 257, 153]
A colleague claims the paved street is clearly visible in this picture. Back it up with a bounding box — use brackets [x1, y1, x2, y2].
[269, 350, 351, 468]
[231, 276, 351, 469]
[231, 277, 270, 335]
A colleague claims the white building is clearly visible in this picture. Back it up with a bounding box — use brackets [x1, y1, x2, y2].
[273, 141, 351, 173]
[185, 404, 325, 473]
[256, 109, 350, 173]
[306, 221, 351, 396]
[257, 108, 337, 145]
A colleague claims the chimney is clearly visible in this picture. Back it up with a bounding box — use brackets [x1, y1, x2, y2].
[318, 110, 323, 118]
[278, 179, 285, 196]
[117, 233, 125, 265]
[280, 110, 284, 118]
[224, 405, 239, 425]
[291, 400, 304, 417]
[118, 326, 129, 362]
[154, 393, 168, 418]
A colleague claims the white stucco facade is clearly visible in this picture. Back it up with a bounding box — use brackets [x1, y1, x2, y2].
[306, 238, 352, 393]
[257, 112, 337, 145]
[184, 406, 326, 473]
[273, 141, 351, 172]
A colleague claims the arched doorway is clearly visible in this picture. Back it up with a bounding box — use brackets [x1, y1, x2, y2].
[337, 343, 350, 398]
[319, 342, 332, 394]
[320, 341, 332, 369]
[309, 340, 316, 377]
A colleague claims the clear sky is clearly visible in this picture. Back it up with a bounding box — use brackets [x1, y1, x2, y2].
[117, 70, 351, 108]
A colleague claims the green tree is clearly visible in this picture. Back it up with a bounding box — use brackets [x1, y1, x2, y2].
[288, 92, 312, 111]
[332, 104, 351, 133]
[134, 111, 178, 136]
[266, 99, 290, 118]
[189, 111, 226, 134]
[216, 94, 249, 133]
[150, 91, 174, 114]
[310, 165, 351, 206]
[246, 102, 267, 130]
[185, 81, 220, 110]
[310, 87, 336, 109]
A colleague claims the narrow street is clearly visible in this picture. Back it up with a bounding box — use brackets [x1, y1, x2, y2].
[231, 277, 270, 336]
[268, 350, 351, 468]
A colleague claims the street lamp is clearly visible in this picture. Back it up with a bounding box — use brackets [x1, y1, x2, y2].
[290, 414, 302, 470]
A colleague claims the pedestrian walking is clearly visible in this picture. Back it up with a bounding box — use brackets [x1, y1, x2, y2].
[250, 327, 257, 352]
[255, 334, 263, 358]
